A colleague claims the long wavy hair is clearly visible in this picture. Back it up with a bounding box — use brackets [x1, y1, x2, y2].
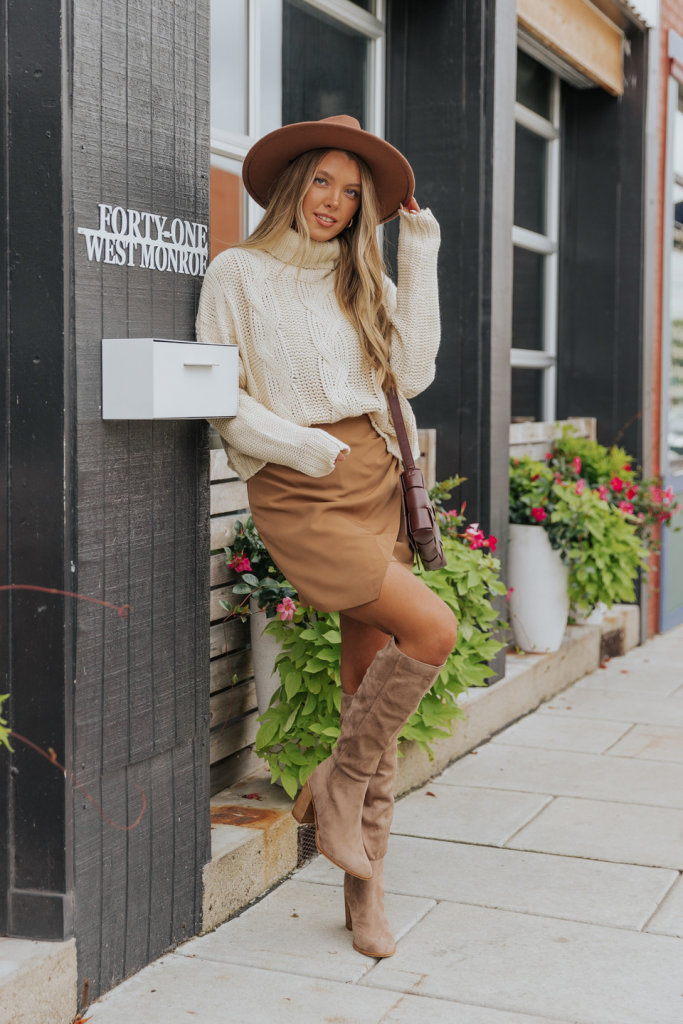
[238, 148, 396, 393]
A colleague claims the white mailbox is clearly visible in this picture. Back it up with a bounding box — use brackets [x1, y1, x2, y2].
[102, 338, 239, 420]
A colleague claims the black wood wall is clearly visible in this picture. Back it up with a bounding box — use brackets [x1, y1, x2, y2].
[1, 0, 211, 1006]
[557, 28, 647, 462]
[71, 0, 211, 1003]
[385, 0, 515, 553]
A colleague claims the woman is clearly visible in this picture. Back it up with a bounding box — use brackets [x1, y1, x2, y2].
[197, 114, 457, 959]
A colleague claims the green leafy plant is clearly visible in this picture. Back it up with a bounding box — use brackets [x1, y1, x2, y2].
[0, 695, 10, 751]
[509, 454, 649, 611]
[254, 489, 507, 796]
[549, 428, 679, 547]
[220, 517, 297, 620]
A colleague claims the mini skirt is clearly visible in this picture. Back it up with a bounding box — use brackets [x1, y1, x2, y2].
[246, 414, 413, 613]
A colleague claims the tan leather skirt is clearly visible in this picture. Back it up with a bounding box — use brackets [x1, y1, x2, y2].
[247, 415, 413, 613]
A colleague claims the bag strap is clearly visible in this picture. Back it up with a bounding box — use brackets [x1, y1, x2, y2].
[387, 390, 416, 471]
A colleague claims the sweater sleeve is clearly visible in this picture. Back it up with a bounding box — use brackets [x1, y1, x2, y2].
[196, 264, 350, 480]
[384, 208, 441, 399]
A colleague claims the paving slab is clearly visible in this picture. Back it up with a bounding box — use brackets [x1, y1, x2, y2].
[440, 741, 683, 808]
[604, 723, 683, 762]
[178, 879, 434, 983]
[538, 688, 683, 726]
[297, 833, 676, 930]
[360, 901, 683, 1024]
[646, 874, 683, 938]
[491, 711, 632, 753]
[84, 956, 559, 1024]
[390, 783, 551, 846]
[574, 666, 683, 695]
[507, 795, 683, 869]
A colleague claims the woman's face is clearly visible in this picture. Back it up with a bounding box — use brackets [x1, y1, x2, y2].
[301, 150, 362, 242]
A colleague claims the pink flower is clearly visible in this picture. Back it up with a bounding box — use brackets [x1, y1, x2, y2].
[622, 464, 632, 472]
[610, 476, 624, 493]
[464, 523, 486, 549]
[572, 456, 582, 474]
[637, 512, 645, 521]
[597, 485, 609, 501]
[664, 486, 674, 504]
[277, 596, 296, 622]
[618, 501, 634, 515]
[446, 509, 458, 517]
[649, 485, 663, 504]
[531, 507, 547, 523]
[658, 510, 673, 523]
[554, 473, 563, 484]
[545, 452, 553, 460]
[530, 473, 540, 481]
[487, 535, 498, 554]
[575, 478, 585, 496]
[229, 554, 251, 573]
[506, 586, 515, 600]
[625, 484, 639, 500]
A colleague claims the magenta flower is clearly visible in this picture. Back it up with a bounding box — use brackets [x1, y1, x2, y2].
[545, 452, 553, 460]
[597, 485, 609, 501]
[572, 456, 581, 474]
[622, 463, 632, 472]
[610, 476, 624, 493]
[618, 500, 634, 515]
[487, 535, 498, 554]
[575, 478, 585, 496]
[664, 486, 674, 504]
[277, 596, 296, 622]
[229, 554, 251, 573]
[625, 484, 639, 500]
[531, 507, 547, 523]
[464, 523, 486, 549]
[649, 485, 662, 504]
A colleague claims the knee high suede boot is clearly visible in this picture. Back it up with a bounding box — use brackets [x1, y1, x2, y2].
[293, 638, 445, 879]
[341, 691, 396, 958]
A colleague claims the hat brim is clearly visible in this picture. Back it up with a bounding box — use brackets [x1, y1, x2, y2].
[242, 121, 415, 225]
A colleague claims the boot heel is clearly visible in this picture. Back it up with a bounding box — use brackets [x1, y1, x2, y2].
[292, 780, 315, 824]
[345, 897, 352, 931]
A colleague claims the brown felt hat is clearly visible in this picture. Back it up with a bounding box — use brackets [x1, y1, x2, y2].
[242, 114, 415, 225]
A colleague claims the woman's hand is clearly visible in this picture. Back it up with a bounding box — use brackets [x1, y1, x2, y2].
[335, 451, 347, 464]
[402, 196, 421, 215]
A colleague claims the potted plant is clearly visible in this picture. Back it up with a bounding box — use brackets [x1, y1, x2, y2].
[509, 455, 649, 653]
[221, 517, 297, 717]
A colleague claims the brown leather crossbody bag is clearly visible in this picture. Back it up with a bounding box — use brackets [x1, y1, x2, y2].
[387, 391, 447, 571]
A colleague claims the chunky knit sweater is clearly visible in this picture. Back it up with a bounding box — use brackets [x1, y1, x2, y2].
[196, 207, 441, 481]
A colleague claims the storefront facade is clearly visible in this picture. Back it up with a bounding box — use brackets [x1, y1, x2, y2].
[0, 0, 660, 1009]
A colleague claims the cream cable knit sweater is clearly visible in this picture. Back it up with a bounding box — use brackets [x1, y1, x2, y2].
[196, 207, 441, 481]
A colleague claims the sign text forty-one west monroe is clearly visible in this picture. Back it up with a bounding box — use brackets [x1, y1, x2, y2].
[78, 203, 208, 276]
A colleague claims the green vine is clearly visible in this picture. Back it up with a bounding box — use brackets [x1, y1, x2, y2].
[255, 533, 507, 798]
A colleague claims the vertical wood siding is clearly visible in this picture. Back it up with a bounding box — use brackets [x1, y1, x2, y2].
[71, 0, 210, 1002]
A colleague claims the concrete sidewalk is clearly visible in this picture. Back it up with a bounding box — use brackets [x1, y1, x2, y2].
[86, 625, 683, 1024]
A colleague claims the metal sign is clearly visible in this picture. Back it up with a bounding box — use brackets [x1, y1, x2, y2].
[77, 203, 209, 276]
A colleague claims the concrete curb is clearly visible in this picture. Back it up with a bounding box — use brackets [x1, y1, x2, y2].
[0, 937, 77, 1024]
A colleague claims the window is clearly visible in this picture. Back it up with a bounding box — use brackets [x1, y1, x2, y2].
[511, 50, 560, 423]
[282, 0, 384, 134]
[666, 83, 683, 475]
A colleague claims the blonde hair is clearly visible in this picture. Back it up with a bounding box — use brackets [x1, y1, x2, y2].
[238, 149, 396, 393]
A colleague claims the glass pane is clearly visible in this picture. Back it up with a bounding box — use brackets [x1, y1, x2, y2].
[210, 154, 245, 260]
[347, 0, 373, 8]
[511, 368, 543, 423]
[283, 0, 368, 127]
[669, 88, 683, 475]
[211, 0, 249, 136]
[516, 50, 552, 120]
[514, 124, 547, 234]
[512, 247, 545, 350]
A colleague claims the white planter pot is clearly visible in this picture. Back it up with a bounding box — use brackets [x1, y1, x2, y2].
[249, 596, 282, 717]
[508, 524, 569, 653]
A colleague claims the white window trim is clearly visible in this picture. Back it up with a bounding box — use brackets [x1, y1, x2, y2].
[511, 73, 561, 422]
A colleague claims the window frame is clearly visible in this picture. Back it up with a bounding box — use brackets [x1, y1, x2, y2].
[511, 68, 561, 422]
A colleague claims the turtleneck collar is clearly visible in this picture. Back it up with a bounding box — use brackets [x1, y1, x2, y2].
[261, 227, 340, 271]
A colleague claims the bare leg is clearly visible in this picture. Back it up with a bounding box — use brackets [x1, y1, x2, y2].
[340, 615, 390, 695]
[341, 560, 457, 667]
